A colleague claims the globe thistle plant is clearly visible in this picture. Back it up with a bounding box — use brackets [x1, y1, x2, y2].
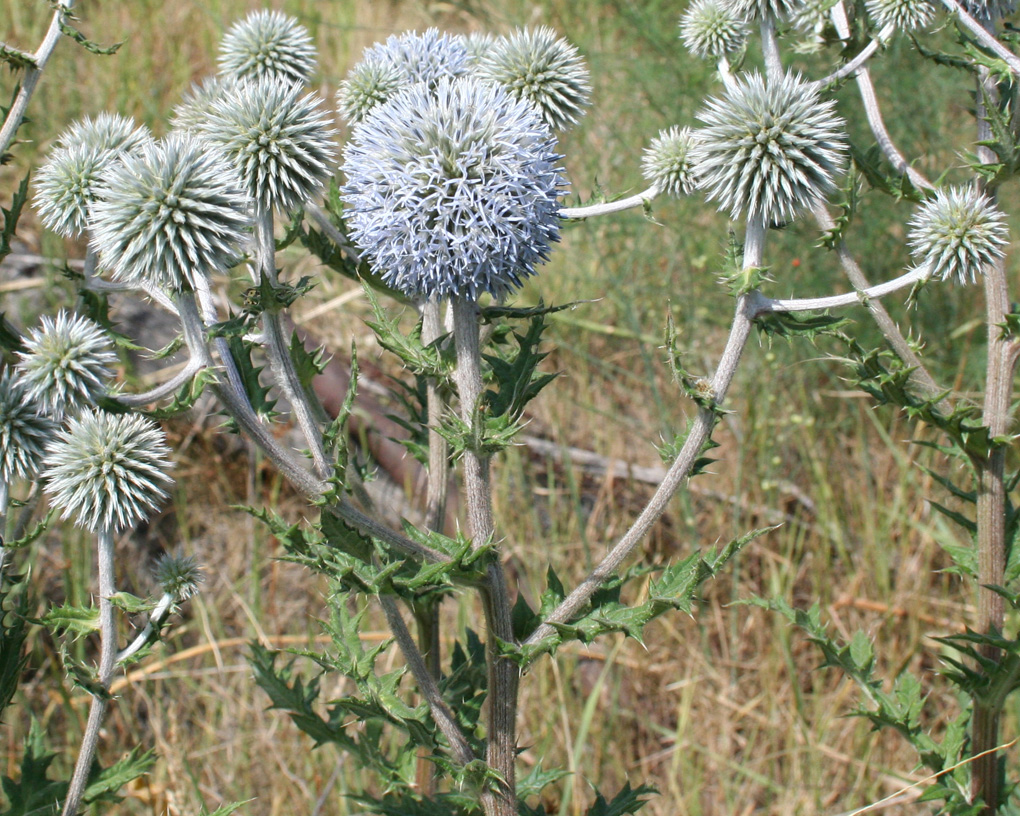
[474, 27, 591, 132]
[342, 76, 564, 301]
[0, 371, 57, 484]
[907, 186, 1008, 284]
[363, 28, 469, 89]
[56, 112, 151, 155]
[198, 76, 336, 214]
[17, 311, 117, 419]
[170, 76, 237, 133]
[89, 132, 251, 292]
[642, 127, 701, 198]
[722, 0, 802, 21]
[153, 552, 205, 601]
[336, 56, 404, 124]
[218, 10, 317, 86]
[464, 31, 497, 64]
[43, 409, 173, 534]
[692, 71, 847, 223]
[680, 0, 751, 60]
[865, 0, 936, 31]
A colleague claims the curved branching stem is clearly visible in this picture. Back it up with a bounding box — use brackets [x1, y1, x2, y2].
[82, 249, 180, 316]
[559, 186, 659, 219]
[115, 592, 174, 664]
[305, 202, 363, 263]
[718, 55, 738, 90]
[810, 26, 894, 90]
[941, 0, 1020, 76]
[764, 266, 929, 312]
[830, 1, 934, 191]
[0, 0, 74, 157]
[115, 359, 205, 408]
[61, 527, 118, 816]
[452, 297, 519, 816]
[527, 216, 768, 646]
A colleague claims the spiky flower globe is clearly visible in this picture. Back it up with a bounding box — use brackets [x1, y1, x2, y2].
[153, 552, 205, 600]
[722, 0, 801, 21]
[198, 76, 336, 214]
[865, 0, 936, 31]
[643, 127, 700, 197]
[218, 10, 317, 86]
[474, 27, 591, 131]
[0, 372, 57, 483]
[89, 132, 251, 293]
[464, 31, 497, 64]
[790, 0, 839, 44]
[17, 311, 117, 419]
[336, 56, 405, 124]
[170, 76, 238, 133]
[342, 76, 564, 301]
[35, 114, 151, 238]
[907, 186, 1008, 284]
[360, 28, 469, 91]
[692, 71, 847, 223]
[43, 410, 173, 534]
[680, 0, 751, 60]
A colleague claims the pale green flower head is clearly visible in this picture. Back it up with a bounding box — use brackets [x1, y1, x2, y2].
[680, 0, 750, 60]
[218, 10, 317, 86]
[153, 552, 205, 600]
[642, 127, 701, 198]
[866, 0, 936, 31]
[0, 371, 58, 483]
[336, 56, 404, 125]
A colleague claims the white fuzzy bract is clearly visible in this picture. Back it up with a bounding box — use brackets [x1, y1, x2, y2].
[692, 71, 847, 223]
[43, 410, 173, 533]
[0, 371, 57, 483]
[342, 77, 564, 301]
[218, 10, 317, 85]
[89, 132, 251, 292]
[16, 311, 117, 419]
[907, 187, 1008, 284]
[642, 127, 701, 198]
[680, 0, 751, 59]
[474, 27, 591, 131]
[198, 76, 337, 214]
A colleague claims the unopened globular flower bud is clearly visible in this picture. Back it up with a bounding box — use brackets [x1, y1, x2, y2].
[89, 132, 251, 292]
[342, 77, 565, 301]
[170, 76, 238, 133]
[199, 76, 336, 214]
[336, 56, 404, 124]
[692, 71, 847, 224]
[907, 186, 1008, 284]
[0, 371, 57, 483]
[475, 27, 591, 131]
[218, 10, 317, 86]
[153, 552, 204, 601]
[680, 0, 750, 60]
[43, 410, 173, 534]
[17, 311, 117, 419]
[642, 127, 700, 198]
[865, 0, 936, 31]
[464, 31, 497, 64]
[56, 113, 151, 155]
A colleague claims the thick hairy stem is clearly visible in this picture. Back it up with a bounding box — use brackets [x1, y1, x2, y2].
[940, 0, 1020, 76]
[116, 359, 206, 408]
[810, 27, 892, 90]
[971, 62, 1012, 811]
[0, 0, 73, 157]
[528, 217, 767, 645]
[829, 1, 934, 191]
[559, 186, 658, 219]
[452, 297, 518, 816]
[61, 528, 118, 816]
[761, 15, 783, 82]
[254, 210, 331, 480]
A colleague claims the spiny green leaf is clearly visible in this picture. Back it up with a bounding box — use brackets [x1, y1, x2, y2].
[0, 173, 29, 266]
[59, 20, 122, 55]
[585, 782, 657, 816]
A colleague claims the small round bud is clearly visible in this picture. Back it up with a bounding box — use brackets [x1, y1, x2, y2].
[17, 311, 117, 419]
[0, 371, 58, 483]
[170, 76, 238, 133]
[43, 409, 173, 534]
[336, 56, 404, 124]
[152, 552, 204, 601]
[198, 76, 337, 214]
[680, 0, 751, 60]
[907, 186, 1008, 284]
[342, 77, 565, 301]
[642, 127, 700, 198]
[218, 10, 317, 86]
[89, 132, 251, 293]
[692, 71, 847, 224]
[865, 0, 936, 31]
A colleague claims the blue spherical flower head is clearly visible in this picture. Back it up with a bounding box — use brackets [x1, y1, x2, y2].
[361, 28, 469, 91]
[342, 77, 565, 301]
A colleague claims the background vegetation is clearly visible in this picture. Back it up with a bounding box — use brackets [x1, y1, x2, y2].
[1, 0, 1014, 813]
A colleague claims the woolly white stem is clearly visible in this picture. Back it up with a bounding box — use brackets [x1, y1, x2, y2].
[116, 592, 174, 664]
[559, 186, 659, 219]
[115, 359, 206, 408]
[718, 55, 739, 90]
[811, 28, 893, 89]
[764, 266, 929, 312]
[761, 15, 783, 83]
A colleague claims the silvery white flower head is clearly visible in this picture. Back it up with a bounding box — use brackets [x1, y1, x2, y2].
[722, 0, 801, 21]
[153, 552, 204, 600]
[170, 76, 238, 133]
[692, 71, 847, 224]
[464, 31, 497, 64]
[643, 127, 701, 198]
[198, 76, 337, 214]
[361, 28, 469, 91]
[342, 76, 565, 301]
[89, 132, 251, 293]
[56, 113, 151, 155]
[336, 55, 404, 124]
[866, 0, 936, 31]
[218, 10, 317, 86]
[907, 186, 1008, 284]
[0, 371, 57, 483]
[17, 311, 117, 420]
[43, 409, 173, 534]
[680, 0, 751, 60]
[474, 27, 592, 132]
